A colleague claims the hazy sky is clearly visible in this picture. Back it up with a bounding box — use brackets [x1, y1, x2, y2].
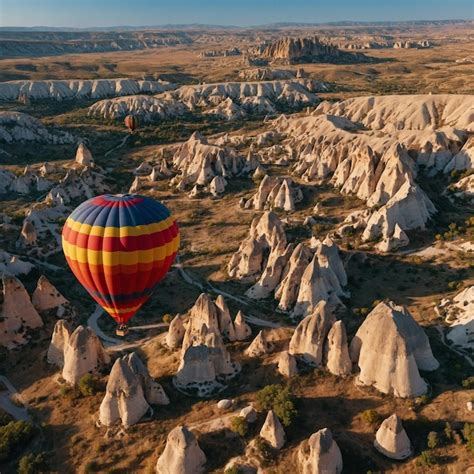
[1, 0, 473, 28]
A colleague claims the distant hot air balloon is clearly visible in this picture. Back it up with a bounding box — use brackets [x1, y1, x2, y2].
[124, 114, 138, 133]
[62, 194, 179, 336]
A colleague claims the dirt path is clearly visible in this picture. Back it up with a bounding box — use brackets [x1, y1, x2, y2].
[104, 135, 130, 157]
[0, 375, 29, 421]
[434, 325, 474, 367]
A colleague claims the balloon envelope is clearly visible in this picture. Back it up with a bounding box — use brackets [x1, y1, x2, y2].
[62, 194, 179, 324]
[124, 115, 138, 131]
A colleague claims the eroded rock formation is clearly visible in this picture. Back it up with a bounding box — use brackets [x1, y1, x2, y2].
[155, 425, 206, 474]
[99, 352, 168, 427]
[296, 428, 343, 474]
[350, 301, 439, 397]
[0, 274, 43, 348]
[374, 414, 412, 460]
[289, 301, 335, 366]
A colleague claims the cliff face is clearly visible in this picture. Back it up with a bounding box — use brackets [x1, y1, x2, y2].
[256, 36, 373, 64]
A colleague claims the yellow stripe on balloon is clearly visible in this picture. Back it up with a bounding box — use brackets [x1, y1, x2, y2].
[65, 215, 176, 237]
[63, 235, 179, 265]
[102, 304, 142, 314]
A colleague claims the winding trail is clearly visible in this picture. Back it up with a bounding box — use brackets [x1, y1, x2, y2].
[0, 376, 29, 422]
[89, 259, 284, 346]
[434, 325, 474, 367]
[104, 135, 130, 157]
[87, 305, 169, 351]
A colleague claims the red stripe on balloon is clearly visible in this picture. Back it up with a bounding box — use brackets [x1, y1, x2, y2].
[63, 221, 178, 252]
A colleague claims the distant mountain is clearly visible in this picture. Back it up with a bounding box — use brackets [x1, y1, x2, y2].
[0, 19, 471, 33]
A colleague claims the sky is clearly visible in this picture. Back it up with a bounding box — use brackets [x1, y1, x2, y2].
[1, 0, 473, 28]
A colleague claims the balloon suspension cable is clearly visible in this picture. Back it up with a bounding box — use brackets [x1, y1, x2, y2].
[116, 324, 129, 337]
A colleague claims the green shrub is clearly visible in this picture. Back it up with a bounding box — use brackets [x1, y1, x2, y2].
[162, 314, 172, 324]
[444, 422, 453, 441]
[255, 384, 297, 427]
[462, 376, 474, 389]
[224, 468, 240, 474]
[418, 450, 436, 467]
[361, 409, 381, 426]
[18, 452, 46, 474]
[0, 421, 35, 462]
[427, 431, 439, 449]
[78, 374, 99, 397]
[462, 423, 474, 454]
[230, 416, 248, 437]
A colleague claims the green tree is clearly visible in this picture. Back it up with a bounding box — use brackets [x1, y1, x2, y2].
[230, 417, 248, 437]
[78, 374, 99, 397]
[0, 421, 35, 462]
[361, 409, 381, 426]
[427, 431, 438, 449]
[418, 450, 436, 467]
[444, 422, 453, 441]
[18, 452, 46, 474]
[255, 384, 297, 427]
[462, 423, 474, 454]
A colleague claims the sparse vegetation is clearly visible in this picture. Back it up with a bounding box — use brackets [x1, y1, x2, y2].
[255, 384, 297, 427]
[361, 409, 381, 426]
[230, 416, 248, 437]
[418, 450, 436, 467]
[18, 452, 47, 474]
[462, 423, 474, 454]
[0, 421, 35, 462]
[78, 374, 100, 397]
[427, 431, 439, 449]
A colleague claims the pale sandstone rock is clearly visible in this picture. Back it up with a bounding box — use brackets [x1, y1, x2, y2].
[289, 301, 335, 366]
[374, 414, 412, 460]
[75, 142, 94, 166]
[217, 399, 233, 410]
[166, 315, 186, 348]
[99, 356, 150, 427]
[0, 78, 175, 101]
[0, 111, 74, 144]
[209, 175, 227, 197]
[291, 254, 344, 319]
[175, 294, 240, 396]
[228, 211, 286, 283]
[0, 274, 43, 349]
[62, 325, 109, 385]
[377, 223, 410, 253]
[444, 135, 474, 172]
[215, 295, 237, 342]
[326, 320, 352, 376]
[296, 428, 343, 474]
[254, 35, 371, 65]
[275, 243, 313, 311]
[234, 311, 252, 341]
[20, 220, 37, 246]
[245, 330, 273, 357]
[277, 350, 298, 377]
[240, 405, 257, 423]
[156, 425, 206, 474]
[245, 175, 303, 211]
[99, 352, 168, 427]
[443, 286, 474, 350]
[260, 410, 286, 449]
[0, 250, 34, 275]
[32, 275, 68, 312]
[350, 301, 439, 398]
[47, 319, 72, 366]
[245, 239, 293, 300]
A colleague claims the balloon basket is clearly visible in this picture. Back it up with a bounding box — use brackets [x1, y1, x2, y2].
[116, 325, 129, 337]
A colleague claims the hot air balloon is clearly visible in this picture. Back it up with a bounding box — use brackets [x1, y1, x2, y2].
[124, 114, 138, 133]
[62, 194, 179, 336]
